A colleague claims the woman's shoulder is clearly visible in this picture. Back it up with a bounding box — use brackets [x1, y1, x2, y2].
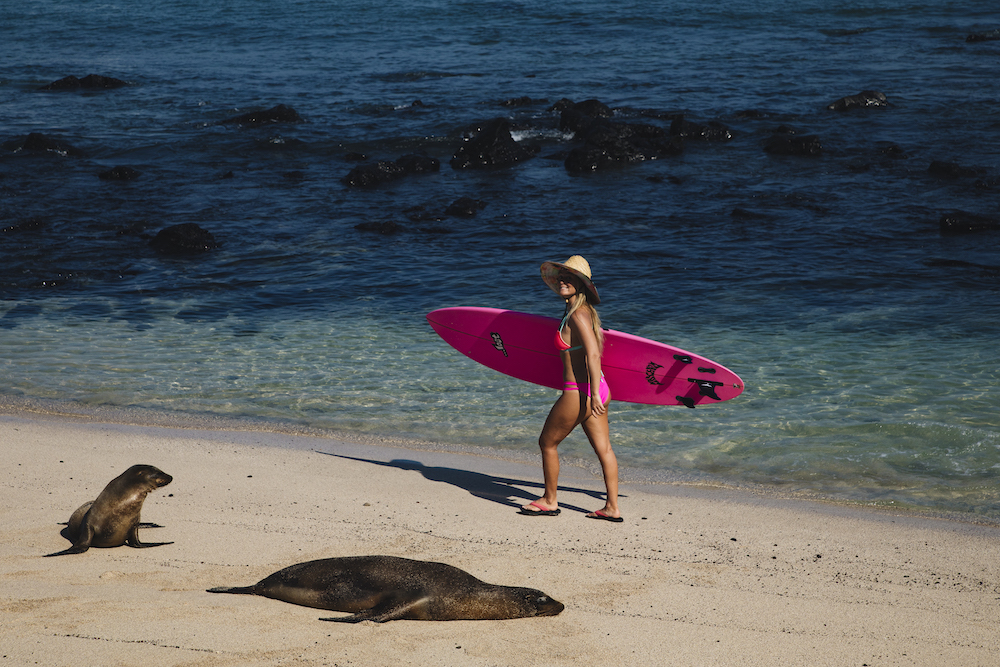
[568, 306, 593, 328]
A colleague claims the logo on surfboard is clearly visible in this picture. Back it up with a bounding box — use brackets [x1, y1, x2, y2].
[645, 362, 664, 385]
[490, 332, 508, 357]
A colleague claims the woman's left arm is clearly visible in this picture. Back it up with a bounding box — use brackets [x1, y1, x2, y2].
[571, 310, 606, 416]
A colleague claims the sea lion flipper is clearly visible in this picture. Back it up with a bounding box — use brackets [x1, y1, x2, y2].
[207, 586, 257, 595]
[318, 613, 367, 624]
[43, 544, 90, 557]
[128, 540, 173, 549]
[125, 522, 172, 548]
[319, 595, 432, 623]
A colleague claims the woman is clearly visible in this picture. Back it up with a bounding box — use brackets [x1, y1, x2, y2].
[519, 255, 622, 522]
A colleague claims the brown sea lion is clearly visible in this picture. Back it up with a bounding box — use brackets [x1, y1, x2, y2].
[207, 555, 564, 623]
[45, 464, 173, 557]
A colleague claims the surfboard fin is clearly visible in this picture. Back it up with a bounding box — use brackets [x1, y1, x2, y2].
[689, 379, 723, 401]
[673, 354, 692, 364]
[676, 396, 696, 408]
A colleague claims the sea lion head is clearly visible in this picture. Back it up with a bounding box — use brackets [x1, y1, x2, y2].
[527, 590, 564, 617]
[122, 464, 173, 491]
[475, 586, 564, 619]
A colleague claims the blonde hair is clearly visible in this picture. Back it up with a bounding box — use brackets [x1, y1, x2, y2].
[564, 292, 604, 354]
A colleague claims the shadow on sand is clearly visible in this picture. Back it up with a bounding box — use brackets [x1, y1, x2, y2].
[316, 453, 621, 515]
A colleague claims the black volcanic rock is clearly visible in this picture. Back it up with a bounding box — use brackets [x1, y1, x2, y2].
[343, 160, 406, 187]
[394, 153, 440, 174]
[669, 116, 733, 141]
[149, 223, 219, 253]
[557, 98, 683, 173]
[39, 74, 128, 91]
[565, 120, 682, 172]
[557, 99, 614, 135]
[450, 118, 535, 169]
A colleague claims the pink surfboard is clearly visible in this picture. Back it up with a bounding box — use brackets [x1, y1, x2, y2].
[427, 307, 744, 407]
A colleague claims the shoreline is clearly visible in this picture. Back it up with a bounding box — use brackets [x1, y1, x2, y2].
[2, 394, 997, 529]
[2, 409, 999, 666]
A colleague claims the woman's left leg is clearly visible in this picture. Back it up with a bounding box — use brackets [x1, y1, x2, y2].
[581, 406, 620, 519]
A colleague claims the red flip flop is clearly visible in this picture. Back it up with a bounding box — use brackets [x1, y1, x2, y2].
[586, 509, 623, 523]
[519, 501, 560, 516]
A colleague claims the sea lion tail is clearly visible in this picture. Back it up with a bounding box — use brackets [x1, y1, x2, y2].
[206, 586, 256, 595]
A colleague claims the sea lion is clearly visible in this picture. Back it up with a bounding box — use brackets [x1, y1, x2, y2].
[45, 464, 173, 557]
[207, 555, 565, 623]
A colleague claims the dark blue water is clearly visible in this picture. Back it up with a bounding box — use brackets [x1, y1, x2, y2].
[2, 0, 999, 521]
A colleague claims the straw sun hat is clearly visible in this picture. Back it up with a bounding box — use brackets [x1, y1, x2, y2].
[540, 255, 601, 304]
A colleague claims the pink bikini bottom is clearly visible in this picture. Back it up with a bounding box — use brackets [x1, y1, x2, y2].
[563, 375, 610, 404]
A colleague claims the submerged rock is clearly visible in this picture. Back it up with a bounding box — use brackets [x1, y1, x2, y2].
[939, 211, 1000, 235]
[39, 74, 128, 91]
[764, 127, 822, 156]
[221, 104, 303, 126]
[827, 90, 889, 111]
[3, 132, 85, 157]
[98, 166, 142, 181]
[928, 160, 982, 179]
[149, 223, 219, 253]
[343, 160, 405, 187]
[342, 153, 440, 187]
[1, 217, 46, 234]
[879, 143, 908, 159]
[445, 196, 487, 217]
[500, 96, 548, 107]
[355, 220, 402, 234]
[966, 29, 1000, 43]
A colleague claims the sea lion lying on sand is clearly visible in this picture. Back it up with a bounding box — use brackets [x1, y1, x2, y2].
[208, 555, 565, 622]
[45, 464, 173, 557]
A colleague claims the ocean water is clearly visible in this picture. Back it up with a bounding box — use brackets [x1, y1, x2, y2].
[2, 1, 999, 521]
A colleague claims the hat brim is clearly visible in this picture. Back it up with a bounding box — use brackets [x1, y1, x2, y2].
[540, 261, 600, 304]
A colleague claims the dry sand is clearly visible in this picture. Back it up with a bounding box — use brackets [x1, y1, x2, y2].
[2, 412, 998, 666]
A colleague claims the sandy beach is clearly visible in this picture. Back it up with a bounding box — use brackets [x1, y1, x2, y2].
[2, 411, 998, 667]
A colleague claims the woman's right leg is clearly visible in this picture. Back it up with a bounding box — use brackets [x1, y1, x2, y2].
[522, 391, 586, 512]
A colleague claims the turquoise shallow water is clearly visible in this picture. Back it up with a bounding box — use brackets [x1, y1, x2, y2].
[3, 299, 998, 521]
[2, 0, 999, 521]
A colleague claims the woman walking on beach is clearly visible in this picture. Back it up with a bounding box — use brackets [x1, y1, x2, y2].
[519, 255, 622, 522]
